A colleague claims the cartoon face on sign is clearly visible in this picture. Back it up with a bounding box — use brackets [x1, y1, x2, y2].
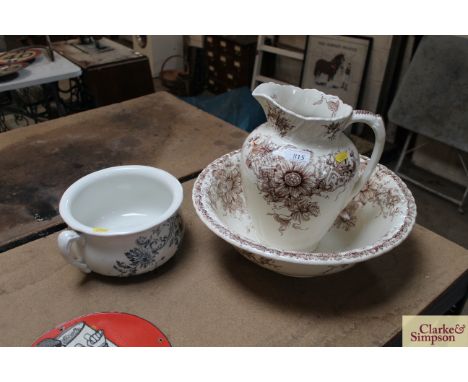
[36, 322, 117, 347]
[32, 312, 170, 347]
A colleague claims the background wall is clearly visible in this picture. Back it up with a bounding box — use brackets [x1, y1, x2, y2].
[273, 35, 393, 112]
[359, 35, 392, 112]
[0, 36, 5, 51]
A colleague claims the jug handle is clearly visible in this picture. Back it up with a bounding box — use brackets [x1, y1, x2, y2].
[346, 110, 386, 198]
[57, 230, 91, 273]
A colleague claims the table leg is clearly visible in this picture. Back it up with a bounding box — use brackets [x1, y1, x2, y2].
[50, 82, 66, 116]
[42, 82, 66, 117]
[0, 91, 11, 132]
[0, 110, 8, 132]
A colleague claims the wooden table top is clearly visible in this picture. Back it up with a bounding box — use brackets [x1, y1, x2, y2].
[0, 179, 467, 346]
[0, 91, 247, 251]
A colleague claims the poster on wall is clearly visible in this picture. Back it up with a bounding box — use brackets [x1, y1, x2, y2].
[301, 36, 372, 108]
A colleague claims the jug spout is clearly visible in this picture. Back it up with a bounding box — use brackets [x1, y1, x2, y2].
[252, 82, 353, 139]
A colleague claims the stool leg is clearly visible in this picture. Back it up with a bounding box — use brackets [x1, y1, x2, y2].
[394, 132, 413, 173]
[458, 151, 468, 214]
[459, 187, 467, 214]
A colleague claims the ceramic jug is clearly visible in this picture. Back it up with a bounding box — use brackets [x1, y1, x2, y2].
[240, 83, 386, 251]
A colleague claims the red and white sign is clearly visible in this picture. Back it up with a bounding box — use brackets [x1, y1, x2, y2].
[32, 312, 170, 347]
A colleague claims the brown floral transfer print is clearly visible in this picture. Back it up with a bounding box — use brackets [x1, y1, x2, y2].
[334, 164, 403, 231]
[244, 134, 276, 169]
[323, 114, 351, 140]
[333, 200, 360, 231]
[311, 95, 341, 118]
[208, 155, 244, 215]
[260, 160, 317, 200]
[312, 95, 324, 106]
[245, 135, 357, 233]
[323, 121, 342, 140]
[194, 151, 416, 263]
[267, 104, 294, 137]
[326, 98, 340, 117]
[238, 248, 281, 270]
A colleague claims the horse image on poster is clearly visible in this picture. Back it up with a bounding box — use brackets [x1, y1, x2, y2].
[313, 54, 350, 90]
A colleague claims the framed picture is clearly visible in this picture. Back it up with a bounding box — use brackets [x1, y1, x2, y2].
[301, 36, 372, 108]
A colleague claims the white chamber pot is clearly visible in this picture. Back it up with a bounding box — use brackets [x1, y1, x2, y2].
[58, 165, 184, 277]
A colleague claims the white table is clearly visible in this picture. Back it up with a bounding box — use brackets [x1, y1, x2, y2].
[0, 51, 81, 92]
[0, 50, 82, 130]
